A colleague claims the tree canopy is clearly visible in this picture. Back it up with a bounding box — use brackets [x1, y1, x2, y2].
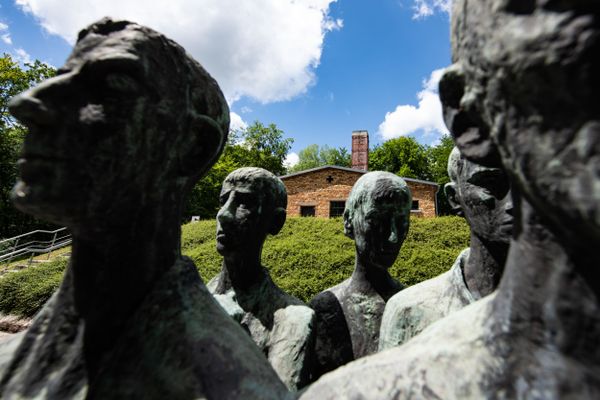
[288, 144, 351, 173]
[183, 121, 293, 220]
[1, 54, 56, 239]
[368, 136, 431, 180]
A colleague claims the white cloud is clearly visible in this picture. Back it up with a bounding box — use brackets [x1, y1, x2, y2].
[412, 0, 451, 19]
[240, 106, 252, 114]
[229, 111, 248, 133]
[13, 48, 33, 64]
[378, 67, 449, 140]
[284, 152, 299, 169]
[0, 22, 12, 44]
[15, 0, 342, 104]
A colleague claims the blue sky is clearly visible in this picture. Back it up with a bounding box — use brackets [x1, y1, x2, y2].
[0, 0, 451, 166]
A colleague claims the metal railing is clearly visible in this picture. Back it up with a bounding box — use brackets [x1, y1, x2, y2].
[0, 227, 72, 268]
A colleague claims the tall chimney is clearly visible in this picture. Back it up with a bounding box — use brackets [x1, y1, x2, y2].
[351, 130, 369, 171]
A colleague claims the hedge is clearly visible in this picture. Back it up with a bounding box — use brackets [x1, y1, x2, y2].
[0, 216, 469, 317]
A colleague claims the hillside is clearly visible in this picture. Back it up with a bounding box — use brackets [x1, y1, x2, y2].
[0, 216, 469, 317]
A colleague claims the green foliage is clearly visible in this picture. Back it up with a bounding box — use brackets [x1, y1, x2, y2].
[0, 259, 67, 317]
[425, 135, 455, 215]
[368, 136, 431, 180]
[288, 144, 351, 173]
[230, 122, 293, 176]
[0, 216, 469, 317]
[183, 121, 293, 221]
[0, 54, 57, 238]
[180, 216, 469, 302]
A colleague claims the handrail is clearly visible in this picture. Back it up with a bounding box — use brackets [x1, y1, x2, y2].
[0, 227, 71, 267]
[0, 227, 68, 245]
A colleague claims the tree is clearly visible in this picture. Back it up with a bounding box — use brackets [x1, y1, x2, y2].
[288, 144, 351, 173]
[183, 121, 293, 220]
[426, 135, 454, 184]
[229, 122, 293, 176]
[426, 135, 455, 215]
[0, 54, 56, 238]
[368, 136, 431, 180]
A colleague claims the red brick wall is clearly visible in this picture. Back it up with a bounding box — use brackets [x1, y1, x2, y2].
[288, 185, 353, 218]
[407, 181, 438, 218]
[283, 167, 363, 196]
[281, 168, 439, 218]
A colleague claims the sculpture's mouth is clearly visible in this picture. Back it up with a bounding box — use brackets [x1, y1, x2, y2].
[17, 156, 69, 184]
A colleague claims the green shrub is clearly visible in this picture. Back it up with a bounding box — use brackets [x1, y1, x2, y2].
[0, 258, 67, 317]
[0, 216, 469, 317]
[181, 216, 469, 303]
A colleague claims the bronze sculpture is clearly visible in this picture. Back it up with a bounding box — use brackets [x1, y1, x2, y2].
[309, 171, 410, 380]
[208, 167, 315, 391]
[379, 147, 512, 349]
[0, 18, 288, 399]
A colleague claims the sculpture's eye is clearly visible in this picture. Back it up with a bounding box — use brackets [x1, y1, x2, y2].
[467, 169, 509, 199]
[105, 73, 139, 94]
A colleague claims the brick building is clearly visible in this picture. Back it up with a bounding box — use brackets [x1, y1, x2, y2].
[280, 131, 439, 218]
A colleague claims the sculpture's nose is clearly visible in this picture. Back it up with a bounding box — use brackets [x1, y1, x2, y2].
[8, 92, 56, 126]
[217, 196, 235, 225]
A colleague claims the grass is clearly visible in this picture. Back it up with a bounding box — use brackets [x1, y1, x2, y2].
[0, 216, 470, 317]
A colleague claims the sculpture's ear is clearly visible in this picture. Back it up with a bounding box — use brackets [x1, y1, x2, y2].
[439, 63, 501, 168]
[177, 114, 227, 180]
[269, 207, 286, 235]
[343, 209, 354, 239]
[444, 182, 463, 216]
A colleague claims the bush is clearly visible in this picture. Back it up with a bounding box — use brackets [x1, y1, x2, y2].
[0, 259, 67, 317]
[181, 216, 469, 303]
[0, 216, 470, 317]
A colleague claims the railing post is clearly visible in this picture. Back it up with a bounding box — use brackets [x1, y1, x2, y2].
[47, 231, 58, 260]
[6, 238, 19, 266]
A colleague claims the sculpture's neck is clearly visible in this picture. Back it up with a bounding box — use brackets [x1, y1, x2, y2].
[68, 209, 181, 378]
[495, 197, 600, 364]
[216, 247, 264, 294]
[463, 234, 507, 300]
[351, 256, 398, 301]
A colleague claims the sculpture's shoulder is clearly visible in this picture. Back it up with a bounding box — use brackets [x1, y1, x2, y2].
[92, 257, 288, 400]
[309, 280, 348, 310]
[0, 331, 25, 378]
[206, 273, 219, 293]
[379, 269, 456, 350]
[0, 280, 88, 400]
[301, 296, 497, 400]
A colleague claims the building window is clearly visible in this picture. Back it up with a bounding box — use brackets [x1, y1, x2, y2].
[300, 206, 316, 217]
[329, 201, 346, 218]
[412, 200, 420, 210]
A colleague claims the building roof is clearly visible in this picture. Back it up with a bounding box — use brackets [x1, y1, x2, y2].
[279, 165, 439, 187]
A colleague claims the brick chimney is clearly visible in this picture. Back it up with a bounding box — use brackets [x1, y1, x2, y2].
[351, 130, 369, 171]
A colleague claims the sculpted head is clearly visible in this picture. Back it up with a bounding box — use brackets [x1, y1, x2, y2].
[439, 0, 600, 244]
[445, 147, 512, 245]
[216, 167, 287, 256]
[344, 171, 411, 270]
[8, 18, 229, 227]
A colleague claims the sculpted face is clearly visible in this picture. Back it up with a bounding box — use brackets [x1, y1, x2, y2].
[9, 30, 154, 225]
[446, 150, 513, 245]
[216, 168, 286, 256]
[8, 20, 228, 227]
[345, 173, 411, 270]
[441, 0, 600, 243]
